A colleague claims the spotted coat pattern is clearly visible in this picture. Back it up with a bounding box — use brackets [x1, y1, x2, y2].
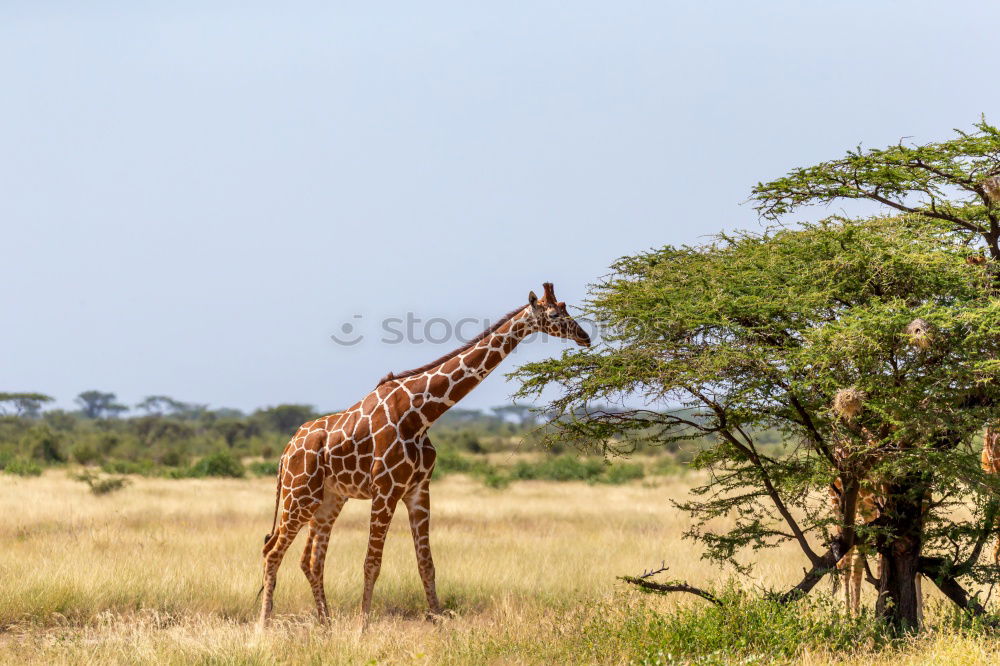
[258, 283, 590, 626]
[983, 427, 1000, 564]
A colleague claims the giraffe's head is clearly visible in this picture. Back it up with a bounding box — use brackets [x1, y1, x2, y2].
[526, 282, 591, 347]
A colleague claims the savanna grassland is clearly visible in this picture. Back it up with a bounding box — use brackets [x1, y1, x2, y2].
[2, 471, 1000, 665]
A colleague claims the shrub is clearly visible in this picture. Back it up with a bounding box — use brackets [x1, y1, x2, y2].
[75, 470, 129, 495]
[433, 447, 476, 476]
[588, 591, 885, 664]
[155, 448, 184, 468]
[601, 462, 645, 484]
[649, 457, 684, 476]
[6, 457, 42, 477]
[453, 430, 485, 453]
[23, 425, 65, 463]
[511, 456, 605, 482]
[480, 467, 510, 489]
[249, 460, 279, 476]
[186, 450, 245, 478]
[69, 442, 100, 465]
[101, 459, 159, 476]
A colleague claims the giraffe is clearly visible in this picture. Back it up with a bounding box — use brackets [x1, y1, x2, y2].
[828, 388, 891, 616]
[829, 388, 926, 620]
[828, 478, 882, 616]
[982, 426, 1000, 564]
[257, 283, 590, 627]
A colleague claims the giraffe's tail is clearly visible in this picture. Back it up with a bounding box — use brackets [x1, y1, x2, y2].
[262, 457, 284, 556]
[256, 457, 285, 602]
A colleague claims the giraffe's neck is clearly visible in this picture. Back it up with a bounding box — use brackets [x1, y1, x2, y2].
[984, 427, 1000, 474]
[402, 309, 533, 425]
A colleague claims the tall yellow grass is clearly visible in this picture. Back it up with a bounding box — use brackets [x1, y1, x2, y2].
[0, 472, 997, 664]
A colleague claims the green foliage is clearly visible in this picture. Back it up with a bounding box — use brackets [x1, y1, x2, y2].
[69, 442, 99, 465]
[76, 390, 128, 419]
[0, 389, 680, 489]
[23, 426, 65, 463]
[5, 457, 42, 477]
[602, 461, 646, 484]
[510, 456, 605, 482]
[253, 404, 318, 435]
[432, 447, 483, 476]
[248, 460, 279, 477]
[589, 591, 886, 664]
[185, 450, 245, 478]
[75, 470, 129, 495]
[516, 215, 1000, 549]
[101, 459, 159, 476]
[433, 449, 649, 487]
[750, 118, 1000, 259]
[513, 119, 1000, 627]
[0, 392, 54, 418]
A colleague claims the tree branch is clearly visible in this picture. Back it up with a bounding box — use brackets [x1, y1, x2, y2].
[619, 563, 722, 605]
[920, 556, 996, 622]
[620, 577, 723, 605]
[772, 547, 839, 603]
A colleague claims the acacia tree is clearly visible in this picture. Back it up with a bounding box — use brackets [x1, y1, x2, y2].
[513, 211, 1000, 629]
[750, 119, 1000, 258]
[76, 390, 128, 419]
[0, 392, 53, 418]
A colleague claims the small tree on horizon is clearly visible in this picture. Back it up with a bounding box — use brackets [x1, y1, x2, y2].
[76, 390, 128, 420]
[0, 392, 54, 418]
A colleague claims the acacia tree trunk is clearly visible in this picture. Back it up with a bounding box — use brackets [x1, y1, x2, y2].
[874, 475, 927, 631]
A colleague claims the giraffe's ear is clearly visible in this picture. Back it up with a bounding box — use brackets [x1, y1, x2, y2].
[528, 291, 538, 307]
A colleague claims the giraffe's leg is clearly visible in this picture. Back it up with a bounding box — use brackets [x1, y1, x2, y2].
[405, 479, 442, 616]
[360, 490, 402, 624]
[299, 494, 348, 623]
[915, 573, 924, 625]
[836, 549, 851, 611]
[848, 549, 864, 616]
[258, 508, 310, 628]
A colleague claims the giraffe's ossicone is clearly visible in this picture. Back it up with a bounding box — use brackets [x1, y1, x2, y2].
[257, 282, 590, 627]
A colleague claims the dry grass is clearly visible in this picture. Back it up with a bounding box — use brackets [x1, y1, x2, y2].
[0, 471, 998, 664]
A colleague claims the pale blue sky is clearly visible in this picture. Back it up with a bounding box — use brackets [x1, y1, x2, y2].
[3, 2, 999, 413]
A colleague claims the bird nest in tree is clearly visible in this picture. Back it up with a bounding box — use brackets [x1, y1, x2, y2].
[983, 174, 1000, 205]
[833, 388, 865, 421]
[905, 318, 933, 350]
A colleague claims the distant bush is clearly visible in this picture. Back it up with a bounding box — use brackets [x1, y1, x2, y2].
[601, 462, 645, 484]
[432, 452, 648, 487]
[511, 456, 605, 482]
[154, 447, 185, 468]
[433, 447, 481, 477]
[649, 456, 685, 476]
[185, 450, 245, 478]
[102, 459, 160, 476]
[6, 457, 43, 477]
[75, 470, 129, 495]
[0, 399, 697, 487]
[24, 426, 65, 463]
[69, 442, 99, 465]
[480, 466, 510, 489]
[249, 460, 279, 476]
